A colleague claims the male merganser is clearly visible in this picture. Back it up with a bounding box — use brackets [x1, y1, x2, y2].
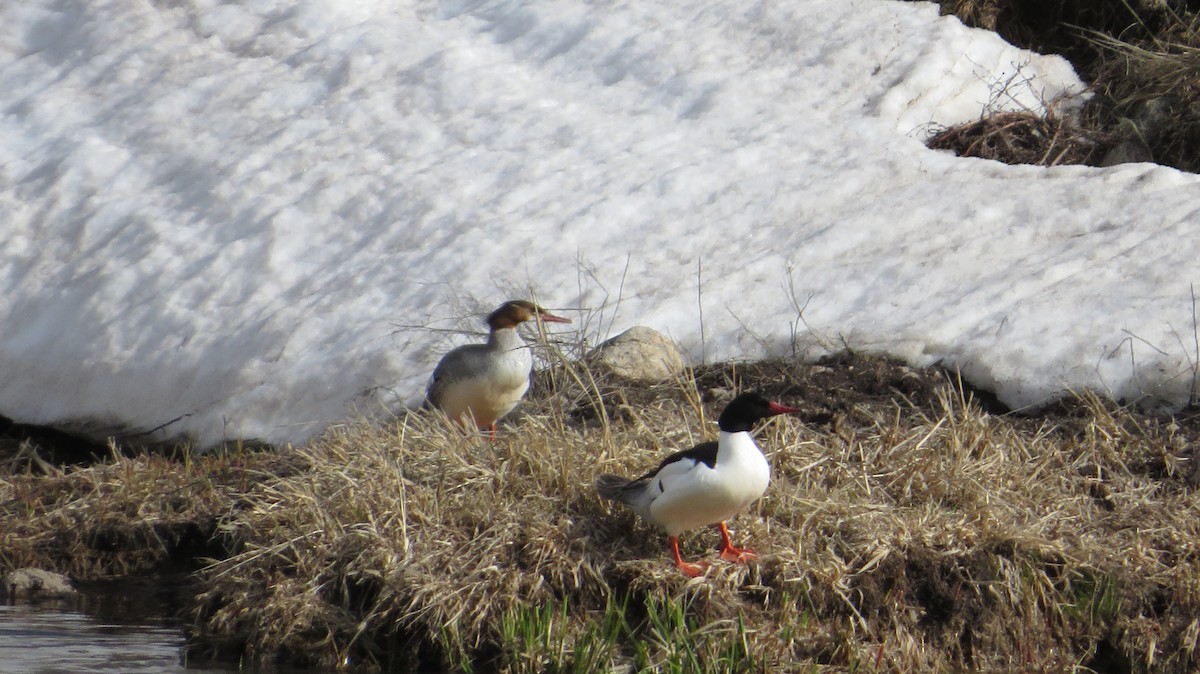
[427, 300, 571, 437]
[595, 392, 800, 576]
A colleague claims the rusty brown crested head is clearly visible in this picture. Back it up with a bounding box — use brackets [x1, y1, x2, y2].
[485, 300, 571, 331]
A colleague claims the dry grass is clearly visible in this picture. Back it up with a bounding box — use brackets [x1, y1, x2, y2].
[926, 109, 1113, 166]
[0, 442, 301, 579]
[180, 356, 1200, 673]
[3, 352, 1198, 671]
[1086, 28, 1200, 172]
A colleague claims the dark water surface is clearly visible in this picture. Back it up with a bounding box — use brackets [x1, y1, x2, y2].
[0, 600, 216, 673]
[0, 579, 328, 674]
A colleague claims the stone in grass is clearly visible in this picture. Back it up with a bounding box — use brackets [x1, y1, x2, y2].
[588, 326, 685, 382]
[3, 568, 76, 601]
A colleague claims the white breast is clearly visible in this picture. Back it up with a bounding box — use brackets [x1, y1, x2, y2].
[432, 328, 532, 427]
[645, 431, 770, 536]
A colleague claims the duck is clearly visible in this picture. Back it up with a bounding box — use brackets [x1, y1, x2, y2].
[427, 300, 571, 437]
[595, 392, 800, 576]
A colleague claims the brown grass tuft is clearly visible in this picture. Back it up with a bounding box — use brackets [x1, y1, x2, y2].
[184, 355, 1200, 672]
[927, 109, 1114, 166]
[1086, 29, 1200, 171]
[0, 443, 301, 579]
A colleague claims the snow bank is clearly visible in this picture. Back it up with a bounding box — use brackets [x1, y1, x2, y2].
[0, 0, 1195, 447]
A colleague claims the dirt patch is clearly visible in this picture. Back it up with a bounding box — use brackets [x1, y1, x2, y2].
[694, 351, 961, 420]
[538, 351, 962, 432]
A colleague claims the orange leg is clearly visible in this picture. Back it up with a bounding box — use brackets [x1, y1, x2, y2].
[487, 424, 497, 442]
[717, 522, 758, 564]
[671, 536, 709, 577]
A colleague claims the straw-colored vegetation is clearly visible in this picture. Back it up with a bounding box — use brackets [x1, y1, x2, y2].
[179, 355, 1200, 673]
[4, 353, 1200, 672]
[0, 440, 302, 579]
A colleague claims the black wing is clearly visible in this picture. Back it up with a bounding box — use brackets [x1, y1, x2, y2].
[634, 440, 719, 481]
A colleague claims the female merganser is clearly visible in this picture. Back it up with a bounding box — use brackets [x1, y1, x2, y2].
[427, 300, 571, 437]
[595, 392, 800, 576]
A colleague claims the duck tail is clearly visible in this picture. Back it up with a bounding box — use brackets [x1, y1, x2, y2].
[595, 474, 647, 506]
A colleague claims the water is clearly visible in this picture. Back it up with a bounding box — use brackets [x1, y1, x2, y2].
[0, 579, 235, 674]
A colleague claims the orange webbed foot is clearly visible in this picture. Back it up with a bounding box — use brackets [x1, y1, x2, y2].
[670, 537, 710, 577]
[716, 522, 758, 565]
[719, 547, 759, 564]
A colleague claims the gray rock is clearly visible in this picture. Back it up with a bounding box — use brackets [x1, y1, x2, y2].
[1100, 118, 1154, 167]
[1186, 441, 1200, 488]
[3, 568, 76, 601]
[588, 326, 685, 382]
